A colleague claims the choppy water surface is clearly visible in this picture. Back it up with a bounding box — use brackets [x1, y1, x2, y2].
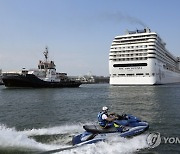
[0, 84, 180, 154]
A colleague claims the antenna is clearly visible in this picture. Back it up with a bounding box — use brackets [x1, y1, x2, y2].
[43, 46, 49, 62]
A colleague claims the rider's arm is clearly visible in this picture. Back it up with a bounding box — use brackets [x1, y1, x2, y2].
[102, 114, 117, 122]
[106, 116, 118, 122]
[109, 112, 116, 116]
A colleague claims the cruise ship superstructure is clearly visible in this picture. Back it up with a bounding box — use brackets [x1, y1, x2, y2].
[109, 28, 180, 85]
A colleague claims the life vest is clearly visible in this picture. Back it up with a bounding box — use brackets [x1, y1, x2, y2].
[97, 112, 108, 127]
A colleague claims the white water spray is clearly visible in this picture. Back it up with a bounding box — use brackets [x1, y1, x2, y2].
[0, 123, 149, 153]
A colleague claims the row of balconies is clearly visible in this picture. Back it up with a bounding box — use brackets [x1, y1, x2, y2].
[110, 44, 156, 52]
[114, 33, 157, 41]
[109, 53, 148, 58]
[110, 73, 156, 77]
[111, 40, 155, 46]
[109, 57, 148, 61]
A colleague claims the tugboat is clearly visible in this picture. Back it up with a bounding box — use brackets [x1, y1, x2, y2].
[2, 47, 81, 88]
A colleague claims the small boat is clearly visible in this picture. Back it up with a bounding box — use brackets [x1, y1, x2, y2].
[2, 47, 81, 88]
[72, 114, 149, 145]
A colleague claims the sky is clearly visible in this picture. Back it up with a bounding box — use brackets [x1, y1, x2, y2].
[0, 0, 180, 76]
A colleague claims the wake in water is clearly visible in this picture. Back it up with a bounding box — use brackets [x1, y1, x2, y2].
[0, 123, 149, 154]
[58, 135, 149, 154]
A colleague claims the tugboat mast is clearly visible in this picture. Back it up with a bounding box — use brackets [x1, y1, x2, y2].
[43, 46, 49, 62]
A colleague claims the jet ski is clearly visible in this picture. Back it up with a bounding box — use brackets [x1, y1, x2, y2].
[72, 114, 149, 145]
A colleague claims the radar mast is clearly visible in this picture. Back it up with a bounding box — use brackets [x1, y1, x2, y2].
[43, 46, 49, 62]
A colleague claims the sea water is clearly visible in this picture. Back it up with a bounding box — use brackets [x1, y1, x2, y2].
[0, 84, 180, 154]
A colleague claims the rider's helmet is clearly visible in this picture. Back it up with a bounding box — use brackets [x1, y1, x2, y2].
[102, 106, 108, 112]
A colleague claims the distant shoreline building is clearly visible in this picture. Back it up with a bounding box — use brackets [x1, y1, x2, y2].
[70, 75, 109, 84]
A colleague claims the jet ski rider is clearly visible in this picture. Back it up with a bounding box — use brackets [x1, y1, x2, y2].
[98, 106, 118, 128]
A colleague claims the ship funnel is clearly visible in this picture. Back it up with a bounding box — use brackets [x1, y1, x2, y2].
[144, 27, 151, 33]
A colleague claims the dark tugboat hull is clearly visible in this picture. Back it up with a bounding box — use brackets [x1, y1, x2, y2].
[2, 74, 81, 88]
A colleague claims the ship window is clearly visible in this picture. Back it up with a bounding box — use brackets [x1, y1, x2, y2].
[118, 74, 125, 76]
[148, 57, 156, 59]
[113, 63, 147, 67]
[127, 74, 134, 76]
[136, 73, 143, 75]
[41, 65, 45, 69]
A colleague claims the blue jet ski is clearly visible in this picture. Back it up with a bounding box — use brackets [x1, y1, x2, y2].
[72, 114, 149, 145]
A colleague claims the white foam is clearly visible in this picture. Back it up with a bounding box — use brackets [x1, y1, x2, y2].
[0, 123, 149, 153]
[59, 135, 149, 154]
[22, 123, 84, 136]
[0, 124, 60, 151]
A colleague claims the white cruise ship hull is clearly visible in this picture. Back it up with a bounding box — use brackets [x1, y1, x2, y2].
[110, 76, 156, 85]
[109, 57, 180, 85]
[110, 74, 180, 85]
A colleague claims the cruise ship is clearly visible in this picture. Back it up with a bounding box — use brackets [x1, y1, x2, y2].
[109, 27, 180, 85]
